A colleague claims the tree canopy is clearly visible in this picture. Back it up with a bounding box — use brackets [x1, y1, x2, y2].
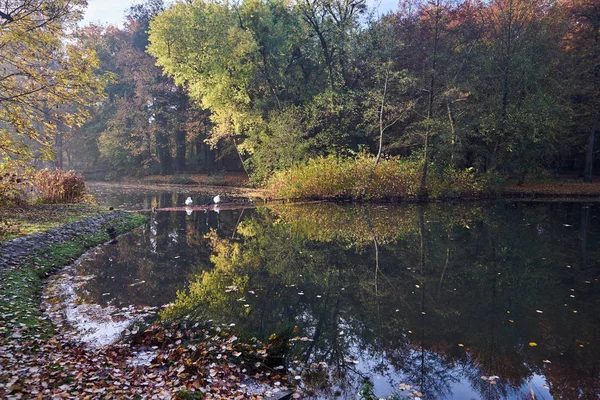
[0, 0, 104, 167]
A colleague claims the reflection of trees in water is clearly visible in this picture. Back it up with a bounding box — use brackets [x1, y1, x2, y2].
[73, 209, 246, 308]
[161, 203, 600, 399]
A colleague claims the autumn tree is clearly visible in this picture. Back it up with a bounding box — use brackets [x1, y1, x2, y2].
[473, 0, 562, 179]
[0, 0, 105, 169]
[561, 0, 600, 182]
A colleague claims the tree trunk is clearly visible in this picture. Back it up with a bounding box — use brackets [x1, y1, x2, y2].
[55, 133, 63, 169]
[583, 118, 597, 182]
[447, 100, 456, 166]
[175, 129, 186, 173]
[154, 113, 172, 175]
[421, 0, 441, 197]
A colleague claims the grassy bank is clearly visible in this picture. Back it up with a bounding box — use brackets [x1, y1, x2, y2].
[0, 204, 111, 242]
[268, 154, 499, 201]
[0, 211, 148, 341]
[268, 155, 600, 201]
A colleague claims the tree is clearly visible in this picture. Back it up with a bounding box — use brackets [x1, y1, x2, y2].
[473, 0, 561, 178]
[0, 0, 105, 167]
[561, 0, 600, 182]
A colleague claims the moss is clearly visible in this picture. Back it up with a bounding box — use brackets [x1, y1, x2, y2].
[0, 212, 148, 341]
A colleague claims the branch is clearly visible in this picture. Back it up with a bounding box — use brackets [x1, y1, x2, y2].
[0, 10, 13, 22]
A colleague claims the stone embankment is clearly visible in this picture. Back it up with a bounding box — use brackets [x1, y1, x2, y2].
[0, 211, 130, 271]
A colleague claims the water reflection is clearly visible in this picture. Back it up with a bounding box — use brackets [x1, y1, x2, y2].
[57, 199, 600, 399]
[85, 181, 260, 211]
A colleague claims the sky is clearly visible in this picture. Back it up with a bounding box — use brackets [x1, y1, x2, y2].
[82, 0, 398, 28]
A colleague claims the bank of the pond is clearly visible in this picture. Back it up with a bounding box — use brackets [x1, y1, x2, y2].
[0, 210, 147, 340]
[267, 156, 600, 202]
[0, 204, 112, 242]
[0, 210, 296, 399]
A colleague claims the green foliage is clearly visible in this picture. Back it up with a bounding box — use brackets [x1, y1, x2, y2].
[66, 0, 600, 184]
[268, 153, 498, 200]
[32, 169, 89, 204]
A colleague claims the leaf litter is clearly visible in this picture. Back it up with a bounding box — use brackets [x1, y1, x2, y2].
[1, 265, 300, 399]
[0, 319, 298, 399]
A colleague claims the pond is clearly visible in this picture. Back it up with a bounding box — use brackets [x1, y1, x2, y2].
[46, 183, 600, 399]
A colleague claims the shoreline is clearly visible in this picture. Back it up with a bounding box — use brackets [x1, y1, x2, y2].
[85, 178, 600, 204]
[0, 209, 292, 399]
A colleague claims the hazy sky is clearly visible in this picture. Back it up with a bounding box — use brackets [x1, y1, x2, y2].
[82, 0, 398, 27]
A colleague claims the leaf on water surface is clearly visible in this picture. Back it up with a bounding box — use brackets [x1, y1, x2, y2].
[529, 342, 538, 347]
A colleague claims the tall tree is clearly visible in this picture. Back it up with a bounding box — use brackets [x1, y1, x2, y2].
[561, 0, 600, 182]
[0, 0, 104, 167]
[474, 0, 560, 177]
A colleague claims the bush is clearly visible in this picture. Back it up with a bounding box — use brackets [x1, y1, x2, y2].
[0, 171, 28, 206]
[268, 154, 499, 201]
[32, 169, 89, 204]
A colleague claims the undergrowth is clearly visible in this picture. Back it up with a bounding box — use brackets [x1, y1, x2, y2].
[268, 154, 502, 201]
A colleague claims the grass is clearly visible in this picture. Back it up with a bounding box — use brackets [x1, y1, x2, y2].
[0, 204, 110, 242]
[267, 154, 499, 201]
[0, 212, 148, 341]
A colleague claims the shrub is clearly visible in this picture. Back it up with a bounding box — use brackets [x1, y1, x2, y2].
[32, 168, 89, 204]
[0, 170, 28, 206]
[268, 154, 499, 201]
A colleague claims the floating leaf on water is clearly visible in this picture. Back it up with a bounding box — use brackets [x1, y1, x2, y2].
[529, 342, 538, 347]
[458, 344, 464, 347]
[542, 359, 551, 364]
[536, 310, 543, 313]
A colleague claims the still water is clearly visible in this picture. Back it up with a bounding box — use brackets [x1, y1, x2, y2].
[52, 183, 600, 399]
